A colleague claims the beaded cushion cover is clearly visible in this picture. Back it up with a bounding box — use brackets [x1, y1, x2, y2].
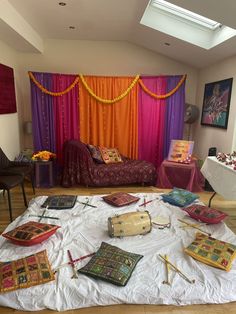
[103, 192, 140, 207]
[0, 250, 55, 293]
[161, 188, 199, 207]
[87, 144, 104, 164]
[185, 232, 236, 271]
[78, 242, 143, 286]
[2, 221, 60, 246]
[183, 204, 228, 224]
[99, 147, 123, 164]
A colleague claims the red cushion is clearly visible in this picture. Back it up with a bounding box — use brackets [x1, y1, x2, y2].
[2, 221, 60, 246]
[103, 192, 139, 207]
[183, 204, 228, 224]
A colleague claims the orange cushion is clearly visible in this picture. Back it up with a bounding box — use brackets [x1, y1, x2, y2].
[99, 147, 122, 164]
[2, 221, 60, 246]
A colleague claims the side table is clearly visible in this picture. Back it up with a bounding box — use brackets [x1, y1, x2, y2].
[34, 160, 54, 188]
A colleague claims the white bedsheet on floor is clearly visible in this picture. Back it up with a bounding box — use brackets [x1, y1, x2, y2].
[0, 193, 236, 311]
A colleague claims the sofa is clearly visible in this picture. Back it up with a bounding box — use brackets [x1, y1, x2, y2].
[61, 140, 157, 187]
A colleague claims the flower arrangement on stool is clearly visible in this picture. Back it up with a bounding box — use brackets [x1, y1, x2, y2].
[32, 150, 56, 162]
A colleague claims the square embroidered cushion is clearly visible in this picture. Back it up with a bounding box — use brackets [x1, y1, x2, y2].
[103, 192, 140, 207]
[2, 221, 60, 246]
[161, 188, 199, 207]
[185, 232, 236, 271]
[87, 144, 104, 164]
[183, 204, 228, 224]
[99, 147, 123, 164]
[0, 250, 55, 293]
[78, 242, 143, 286]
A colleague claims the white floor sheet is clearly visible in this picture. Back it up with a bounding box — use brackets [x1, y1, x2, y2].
[0, 193, 236, 311]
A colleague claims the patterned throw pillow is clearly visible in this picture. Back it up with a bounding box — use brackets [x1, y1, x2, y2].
[87, 144, 104, 164]
[0, 250, 55, 293]
[78, 242, 143, 286]
[99, 147, 123, 164]
[2, 221, 60, 246]
[161, 188, 199, 207]
[183, 204, 228, 224]
[103, 192, 140, 207]
[185, 232, 236, 271]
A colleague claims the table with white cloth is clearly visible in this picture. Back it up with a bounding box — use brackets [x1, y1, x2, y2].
[201, 156, 236, 204]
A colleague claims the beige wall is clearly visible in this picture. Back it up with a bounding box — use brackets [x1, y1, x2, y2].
[0, 40, 20, 159]
[17, 39, 199, 149]
[193, 56, 236, 159]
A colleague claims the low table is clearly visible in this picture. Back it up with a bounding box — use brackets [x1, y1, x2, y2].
[157, 159, 204, 192]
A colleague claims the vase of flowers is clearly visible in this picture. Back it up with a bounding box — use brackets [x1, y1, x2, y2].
[32, 150, 56, 162]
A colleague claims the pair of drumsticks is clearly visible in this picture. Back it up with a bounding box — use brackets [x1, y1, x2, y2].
[160, 254, 195, 285]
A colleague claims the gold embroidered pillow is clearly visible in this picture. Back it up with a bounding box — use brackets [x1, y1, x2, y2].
[103, 192, 140, 207]
[99, 147, 122, 164]
[78, 242, 143, 286]
[2, 221, 60, 246]
[0, 250, 55, 293]
[185, 232, 236, 271]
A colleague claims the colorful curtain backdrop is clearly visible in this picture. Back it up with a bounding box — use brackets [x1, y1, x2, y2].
[30, 72, 80, 163]
[30, 72, 185, 170]
[79, 76, 138, 159]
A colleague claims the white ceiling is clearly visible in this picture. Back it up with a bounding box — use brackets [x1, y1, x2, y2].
[2, 0, 236, 68]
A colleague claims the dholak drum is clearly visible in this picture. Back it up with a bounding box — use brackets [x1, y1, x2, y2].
[108, 211, 152, 237]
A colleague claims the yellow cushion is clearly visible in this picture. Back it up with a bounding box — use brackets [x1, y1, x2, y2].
[99, 147, 122, 164]
[184, 232, 236, 271]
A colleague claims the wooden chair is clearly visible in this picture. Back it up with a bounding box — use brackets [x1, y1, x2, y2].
[0, 174, 28, 222]
[0, 148, 35, 194]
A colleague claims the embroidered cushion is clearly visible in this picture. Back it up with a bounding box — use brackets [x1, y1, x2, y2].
[185, 232, 236, 271]
[2, 221, 60, 246]
[103, 192, 140, 207]
[99, 147, 123, 164]
[162, 188, 199, 207]
[183, 204, 228, 224]
[78, 242, 143, 286]
[0, 250, 55, 293]
[87, 144, 104, 164]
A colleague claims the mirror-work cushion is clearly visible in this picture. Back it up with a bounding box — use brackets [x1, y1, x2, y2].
[2, 221, 60, 246]
[0, 250, 55, 293]
[185, 232, 236, 271]
[103, 192, 140, 207]
[162, 188, 199, 207]
[99, 147, 123, 164]
[87, 144, 104, 164]
[183, 204, 228, 224]
[78, 242, 143, 286]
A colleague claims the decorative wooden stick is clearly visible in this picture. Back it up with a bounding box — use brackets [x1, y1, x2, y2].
[29, 214, 60, 220]
[67, 250, 78, 279]
[162, 254, 171, 285]
[139, 199, 153, 207]
[159, 254, 195, 284]
[53, 252, 95, 273]
[78, 201, 97, 208]
[178, 219, 211, 236]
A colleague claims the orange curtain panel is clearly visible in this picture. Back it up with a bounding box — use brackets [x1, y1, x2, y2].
[79, 76, 138, 159]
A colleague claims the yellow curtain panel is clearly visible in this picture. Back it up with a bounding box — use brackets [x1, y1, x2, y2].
[79, 76, 138, 159]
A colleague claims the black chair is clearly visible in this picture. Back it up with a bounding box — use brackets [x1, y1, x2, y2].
[0, 148, 35, 194]
[0, 174, 28, 222]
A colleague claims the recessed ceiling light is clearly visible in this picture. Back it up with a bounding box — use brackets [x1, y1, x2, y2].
[69, 26, 75, 30]
[59, 2, 66, 6]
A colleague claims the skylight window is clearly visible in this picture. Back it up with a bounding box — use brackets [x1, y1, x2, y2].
[152, 0, 221, 30]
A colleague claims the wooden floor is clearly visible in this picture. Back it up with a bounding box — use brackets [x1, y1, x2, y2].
[1, 182, 236, 314]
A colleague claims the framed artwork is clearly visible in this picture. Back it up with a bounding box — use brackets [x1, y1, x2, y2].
[0, 63, 17, 114]
[201, 78, 233, 129]
[167, 140, 194, 164]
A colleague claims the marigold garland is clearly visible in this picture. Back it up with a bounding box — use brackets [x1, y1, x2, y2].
[28, 72, 80, 96]
[79, 74, 140, 104]
[138, 74, 186, 99]
[29, 71, 186, 102]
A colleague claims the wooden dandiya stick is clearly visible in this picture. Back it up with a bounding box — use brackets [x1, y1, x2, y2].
[67, 250, 78, 279]
[159, 254, 195, 284]
[178, 219, 211, 236]
[29, 214, 60, 220]
[38, 209, 46, 222]
[162, 254, 171, 285]
[139, 199, 153, 207]
[53, 252, 95, 273]
[78, 201, 97, 208]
